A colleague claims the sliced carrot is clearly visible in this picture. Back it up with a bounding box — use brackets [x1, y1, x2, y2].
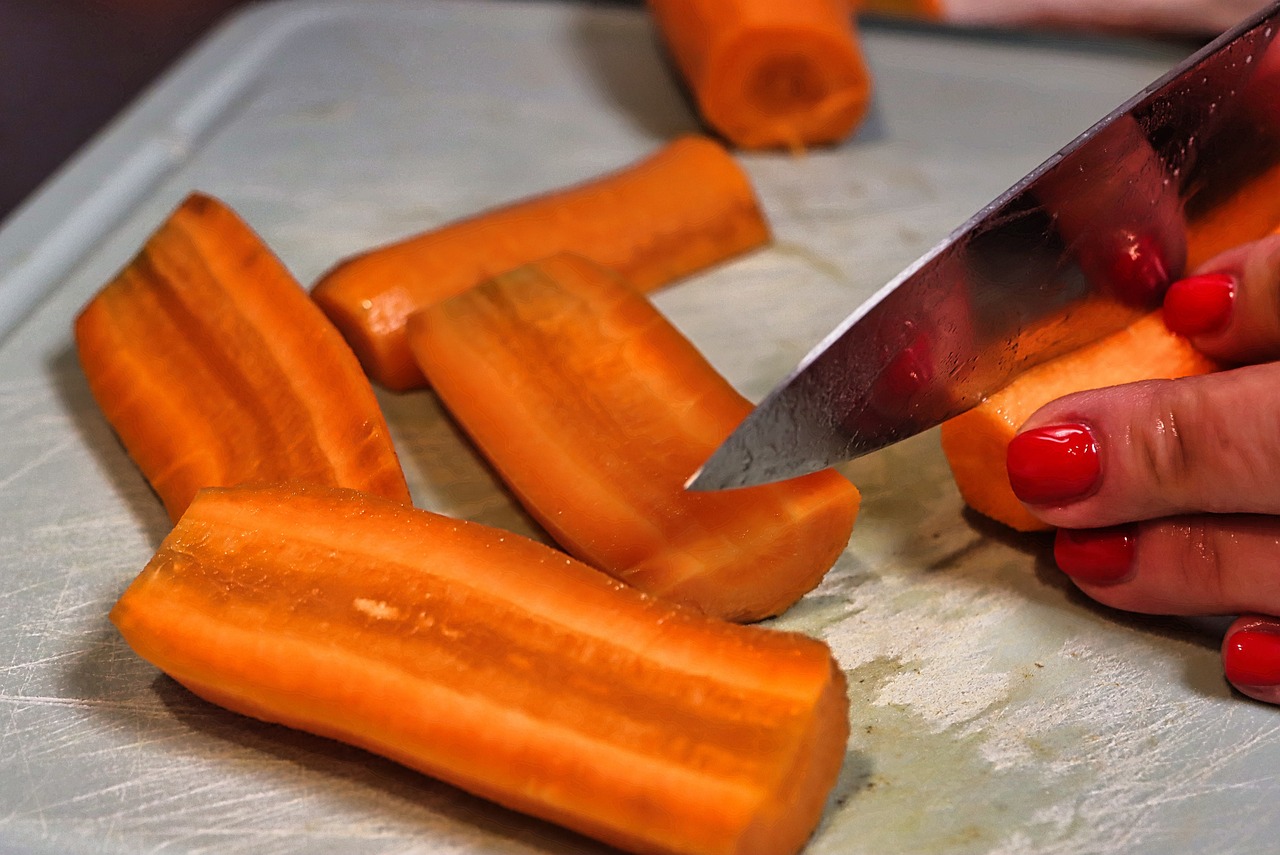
[940, 311, 1219, 531]
[646, 0, 873, 150]
[406, 253, 860, 622]
[111, 483, 851, 855]
[1186, 159, 1280, 270]
[75, 193, 410, 522]
[310, 136, 769, 391]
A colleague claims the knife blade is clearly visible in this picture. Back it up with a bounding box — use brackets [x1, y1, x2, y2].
[690, 1, 1280, 491]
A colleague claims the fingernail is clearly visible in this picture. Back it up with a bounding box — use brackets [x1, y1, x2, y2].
[1006, 423, 1101, 505]
[1223, 629, 1280, 688]
[1054, 526, 1135, 585]
[1102, 231, 1172, 306]
[1162, 272, 1236, 337]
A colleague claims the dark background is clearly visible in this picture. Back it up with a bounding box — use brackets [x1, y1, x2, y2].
[0, 0, 655, 228]
[0, 0, 263, 226]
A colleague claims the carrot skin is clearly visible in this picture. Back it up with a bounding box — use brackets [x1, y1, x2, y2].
[940, 311, 1218, 531]
[74, 193, 410, 521]
[111, 483, 851, 855]
[647, 0, 873, 150]
[310, 136, 770, 391]
[407, 254, 860, 622]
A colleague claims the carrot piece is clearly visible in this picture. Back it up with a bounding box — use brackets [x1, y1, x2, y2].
[111, 483, 851, 855]
[939, 312, 1219, 531]
[310, 136, 770, 392]
[1186, 160, 1280, 270]
[406, 253, 860, 622]
[646, 0, 873, 150]
[851, 0, 943, 19]
[74, 193, 410, 521]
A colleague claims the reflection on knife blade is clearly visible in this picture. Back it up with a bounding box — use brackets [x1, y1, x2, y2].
[691, 0, 1280, 491]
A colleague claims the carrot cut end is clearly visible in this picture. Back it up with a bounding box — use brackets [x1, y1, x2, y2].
[940, 312, 1219, 531]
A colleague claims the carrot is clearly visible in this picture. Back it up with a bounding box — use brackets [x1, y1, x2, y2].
[1186, 159, 1280, 270]
[406, 253, 860, 622]
[310, 136, 769, 392]
[646, 0, 873, 150]
[939, 311, 1219, 531]
[111, 483, 851, 855]
[850, 0, 943, 20]
[75, 193, 410, 522]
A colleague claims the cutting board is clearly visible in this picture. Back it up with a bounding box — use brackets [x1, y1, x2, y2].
[2, 1, 1276, 852]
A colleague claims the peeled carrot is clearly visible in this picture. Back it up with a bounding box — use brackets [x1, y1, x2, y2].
[1186, 160, 1280, 270]
[112, 483, 851, 855]
[311, 136, 769, 391]
[939, 311, 1219, 531]
[407, 253, 860, 622]
[75, 193, 410, 521]
[646, 0, 873, 150]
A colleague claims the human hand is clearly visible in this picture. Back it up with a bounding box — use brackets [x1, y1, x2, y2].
[1005, 232, 1280, 704]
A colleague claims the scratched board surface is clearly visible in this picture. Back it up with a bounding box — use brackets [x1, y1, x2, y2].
[1, 1, 1277, 852]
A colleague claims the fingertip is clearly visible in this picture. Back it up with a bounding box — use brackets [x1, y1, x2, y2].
[1053, 526, 1135, 587]
[1178, 233, 1280, 364]
[1162, 272, 1235, 339]
[1223, 616, 1280, 705]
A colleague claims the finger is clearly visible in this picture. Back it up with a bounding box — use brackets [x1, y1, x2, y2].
[1163, 233, 1280, 365]
[1223, 616, 1280, 705]
[1006, 362, 1280, 529]
[1052, 515, 1280, 617]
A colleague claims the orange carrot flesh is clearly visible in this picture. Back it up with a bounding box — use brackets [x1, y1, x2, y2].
[940, 311, 1219, 531]
[406, 254, 860, 622]
[74, 193, 410, 521]
[310, 136, 770, 391]
[646, 0, 873, 150]
[1185, 160, 1280, 270]
[111, 483, 850, 855]
[852, 0, 943, 19]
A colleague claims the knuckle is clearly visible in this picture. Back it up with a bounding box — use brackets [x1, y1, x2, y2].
[1125, 379, 1215, 495]
[1169, 518, 1231, 603]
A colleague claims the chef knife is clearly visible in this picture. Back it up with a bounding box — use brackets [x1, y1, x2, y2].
[690, 1, 1280, 490]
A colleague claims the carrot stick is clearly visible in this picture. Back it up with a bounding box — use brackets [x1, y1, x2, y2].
[406, 253, 860, 622]
[112, 483, 851, 855]
[939, 311, 1218, 531]
[75, 193, 411, 522]
[646, 0, 873, 150]
[310, 136, 770, 392]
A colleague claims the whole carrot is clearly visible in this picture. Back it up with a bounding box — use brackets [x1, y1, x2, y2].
[311, 135, 769, 391]
[647, 0, 874, 150]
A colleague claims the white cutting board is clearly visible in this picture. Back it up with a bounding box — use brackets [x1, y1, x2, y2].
[1, 1, 1275, 853]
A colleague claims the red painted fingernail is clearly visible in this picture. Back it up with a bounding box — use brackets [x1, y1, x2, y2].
[1103, 231, 1173, 306]
[1223, 629, 1280, 688]
[1162, 272, 1235, 337]
[1006, 424, 1101, 505]
[1054, 526, 1135, 585]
